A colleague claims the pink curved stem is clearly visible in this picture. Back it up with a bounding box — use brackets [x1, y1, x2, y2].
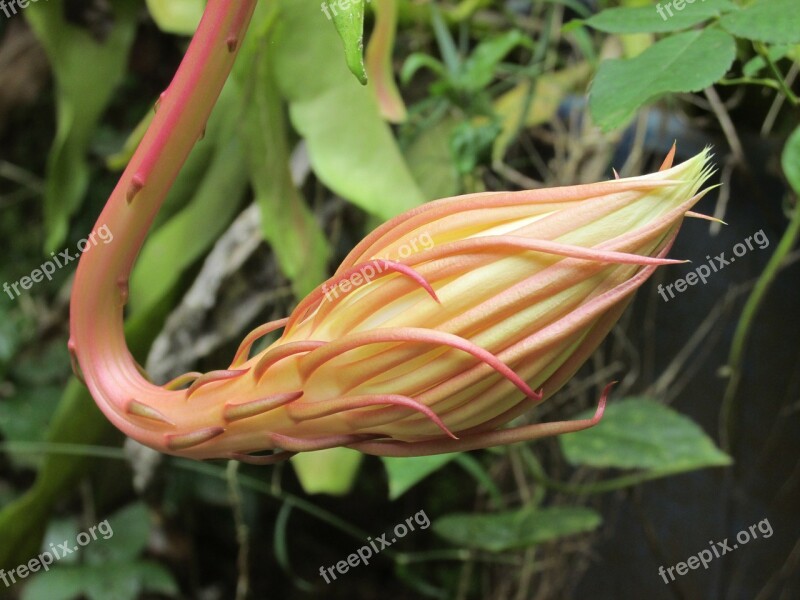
[68, 1, 258, 451]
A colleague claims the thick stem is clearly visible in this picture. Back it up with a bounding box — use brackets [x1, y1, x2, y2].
[69, 1, 257, 451]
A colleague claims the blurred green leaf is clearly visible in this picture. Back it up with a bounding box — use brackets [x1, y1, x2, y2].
[22, 561, 178, 600]
[236, 20, 331, 297]
[22, 503, 175, 600]
[449, 120, 500, 175]
[560, 397, 731, 472]
[0, 295, 174, 572]
[433, 506, 601, 552]
[0, 304, 30, 367]
[329, 0, 368, 84]
[381, 453, 459, 499]
[85, 503, 149, 565]
[491, 62, 590, 162]
[403, 116, 460, 200]
[21, 568, 87, 600]
[105, 109, 154, 171]
[25, 0, 138, 251]
[589, 28, 736, 131]
[129, 84, 249, 314]
[145, 0, 204, 35]
[742, 45, 792, 77]
[720, 0, 800, 44]
[290, 448, 363, 496]
[400, 53, 447, 84]
[85, 561, 179, 600]
[458, 30, 532, 91]
[781, 126, 800, 194]
[0, 386, 60, 469]
[272, 0, 424, 221]
[11, 340, 71, 385]
[41, 517, 81, 566]
[584, 0, 736, 34]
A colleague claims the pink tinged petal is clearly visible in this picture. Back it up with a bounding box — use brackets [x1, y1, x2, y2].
[186, 369, 249, 398]
[298, 328, 542, 402]
[230, 317, 289, 367]
[659, 142, 677, 171]
[286, 394, 457, 439]
[252, 341, 326, 381]
[286, 259, 439, 334]
[165, 426, 225, 451]
[400, 238, 676, 420]
[125, 399, 175, 427]
[267, 432, 381, 453]
[595, 187, 714, 254]
[685, 210, 726, 225]
[223, 391, 303, 423]
[500, 234, 679, 366]
[163, 372, 203, 391]
[407, 235, 687, 268]
[227, 450, 296, 465]
[348, 382, 614, 457]
[338, 179, 680, 272]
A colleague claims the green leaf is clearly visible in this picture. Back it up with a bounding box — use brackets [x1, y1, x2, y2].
[782, 126, 800, 195]
[236, 25, 331, 297]
[128, 84, 249, 314]
[0, 298, 173, 572]
[83, 561, 179, 600]
[403, 116, 460, 200]
[589, 28, 736, 131]
[289, 448, 363, 496]
[560, 397, 732, 472]
[25, 0, 138, 251]
[21, 567, 89, 600]
[433, 506, 601, 552]
[449, 120, 501, 175]
[400, 53, 448, 85]
[458, 30, 532, 91]
[41, 517, 82, 566]
[22, 562, 178, 600]
[720, 0, 800, 44]
[491, 62, 591, 162]
[329, 0, 368, 84]
[85, 503, 150, 564]
[381, 453, 459, 499]
[585, 0, 737, 34]
[105, 109, 154, 171]
[272, 0, 424, 221]
[0, 386, 61, 469]
[145, 0, 204, 35]
[742, 45, 792, 77]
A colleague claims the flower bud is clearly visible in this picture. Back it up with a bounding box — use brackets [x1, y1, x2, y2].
[80, 147, 714, 461]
